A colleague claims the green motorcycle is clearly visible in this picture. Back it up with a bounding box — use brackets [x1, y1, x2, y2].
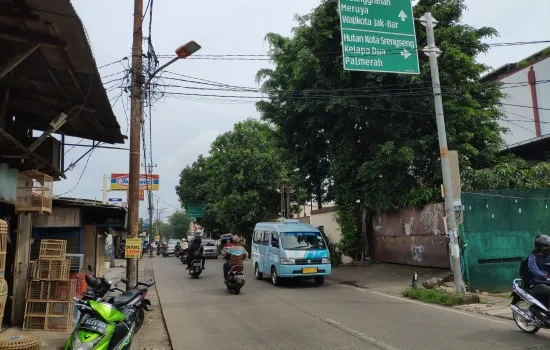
[65, 280, 154, 350]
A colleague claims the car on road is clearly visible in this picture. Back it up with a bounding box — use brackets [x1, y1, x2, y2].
[165, 239, 179, 255]
[201, 239, 218, 259]
[251, 219, 331, 286]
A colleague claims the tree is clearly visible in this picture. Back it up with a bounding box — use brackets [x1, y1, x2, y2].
[257, 0, 506, 257]
[167, 211, 191, 239]
[204, 119, 292, 238]
[176, 155, 208, 210]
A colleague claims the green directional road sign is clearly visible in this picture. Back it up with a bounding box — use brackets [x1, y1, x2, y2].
[338, 0, 419, 74]
[187, 202, 205, 218]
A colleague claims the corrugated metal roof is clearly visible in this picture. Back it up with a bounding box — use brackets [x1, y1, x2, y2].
[0, 0, 125, 144]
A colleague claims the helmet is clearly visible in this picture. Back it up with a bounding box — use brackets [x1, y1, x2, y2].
[232, 235, 240, 244]
[535, 235, 550, 255]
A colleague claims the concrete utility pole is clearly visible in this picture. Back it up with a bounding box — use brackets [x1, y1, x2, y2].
[126, 0, 144, 288]
[421, 12, 465, 294]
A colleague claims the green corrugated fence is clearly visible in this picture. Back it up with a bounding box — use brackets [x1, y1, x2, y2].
[461, 190, 550, 292]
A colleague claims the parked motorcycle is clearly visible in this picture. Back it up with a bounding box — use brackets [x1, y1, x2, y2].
[65, 279, 155, 349]
[224, 265, 245, 295]
[510, 260, 550, 334]
[189, 258, 203, 279]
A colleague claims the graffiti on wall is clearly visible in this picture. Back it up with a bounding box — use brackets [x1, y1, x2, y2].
[411, 244, 425, 262]
[419, 204, 442, 235]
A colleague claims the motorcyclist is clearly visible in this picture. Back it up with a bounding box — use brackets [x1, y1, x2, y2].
[527, 235, 550, 306]
[223, 235, 248, 281]
[186, 235, 205, 270]
[181, 239, 189, 253]
[175, 241, 181, 254]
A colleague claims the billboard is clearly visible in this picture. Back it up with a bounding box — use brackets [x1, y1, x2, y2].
[110, 173, 159, 191]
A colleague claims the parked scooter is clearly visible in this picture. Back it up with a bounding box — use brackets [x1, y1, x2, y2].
[224, 265, 245, 295]
[510, 260, 550, 334]
[189, 258, 203, 279]
[66, 278, 155, 349]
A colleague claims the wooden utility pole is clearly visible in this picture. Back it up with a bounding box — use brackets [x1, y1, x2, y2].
[126, 0, 144, 288]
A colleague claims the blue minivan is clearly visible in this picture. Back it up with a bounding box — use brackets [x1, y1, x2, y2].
[251, 219, 331, 286]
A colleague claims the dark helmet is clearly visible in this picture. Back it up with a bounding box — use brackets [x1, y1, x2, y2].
[193, 235, 202, 244]
[535, 235, 550, 255]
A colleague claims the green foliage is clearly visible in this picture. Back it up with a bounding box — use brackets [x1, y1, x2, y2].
[176, 119, 304, 236]
[462, 161, 550, 191]
[167, 211, 191, 239]
[256, 0, 506, 257]
[403, 288, 466, 306]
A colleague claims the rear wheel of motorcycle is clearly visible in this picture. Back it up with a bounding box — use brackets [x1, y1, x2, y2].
[233, 288, 240, 295]
[513, 301, 540, 334]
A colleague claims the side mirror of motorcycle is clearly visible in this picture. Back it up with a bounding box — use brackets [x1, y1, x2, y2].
[121, 278, 129, 284]
[88, 265, 93, 272]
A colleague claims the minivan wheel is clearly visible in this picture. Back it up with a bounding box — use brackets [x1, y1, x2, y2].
[314, 276, 325, 285]
[255, 264, 263, 280]
[271, 267, 281, 286]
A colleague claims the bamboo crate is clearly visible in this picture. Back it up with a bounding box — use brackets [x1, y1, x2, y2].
[39, 239, 67, 259]
[0, 278, 7, 320]
[26, 280, 76, 301]
[22, 316, 45, 331]
[23, 301, 75, 331]
[34, 259, 70, 280]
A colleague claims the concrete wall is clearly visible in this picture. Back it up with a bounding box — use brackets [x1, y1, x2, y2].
[310, 206, 341, 244]
[498, 56, 550, 146]
[0, 163, 18, 203]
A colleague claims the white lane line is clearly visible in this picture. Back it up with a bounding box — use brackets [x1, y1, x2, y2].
[339, 284, 510, 325]
[326, 318, 401, 350]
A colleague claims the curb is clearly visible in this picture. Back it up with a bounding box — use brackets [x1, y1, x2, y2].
[454, 306, 513, 321]
[148, 257, 174, 350]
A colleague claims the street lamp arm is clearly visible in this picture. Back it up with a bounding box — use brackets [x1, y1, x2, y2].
[146, 57, 179, 86]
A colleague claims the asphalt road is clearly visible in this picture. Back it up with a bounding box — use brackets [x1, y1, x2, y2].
[152, 257, 550, 350]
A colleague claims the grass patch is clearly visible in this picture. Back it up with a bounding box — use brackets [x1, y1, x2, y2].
[403, 288, 463, 306]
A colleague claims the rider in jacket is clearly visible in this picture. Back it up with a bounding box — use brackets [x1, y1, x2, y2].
[222, 235, 248, 280]
[186, 235, 205, 270]
[528, 235, 550, 306]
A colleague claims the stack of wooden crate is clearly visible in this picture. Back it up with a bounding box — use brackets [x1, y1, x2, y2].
[23, 239, 75, 331]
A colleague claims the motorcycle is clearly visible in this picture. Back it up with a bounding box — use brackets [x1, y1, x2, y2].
[224, 265, 245, 295]
[174, 246, 182, 259]
[180, 249, 188, 264]
[65, 279, 155, 349]
[189, 258, 203, 279]
[510, 260, 550, 334]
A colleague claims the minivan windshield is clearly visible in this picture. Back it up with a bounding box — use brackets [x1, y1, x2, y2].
[280, 232, 326, 250]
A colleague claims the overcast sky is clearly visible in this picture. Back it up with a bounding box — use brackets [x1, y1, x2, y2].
[57, 0, 550, 219]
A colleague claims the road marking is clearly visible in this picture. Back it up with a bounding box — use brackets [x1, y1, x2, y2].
[326, 318, 401, 350]
[340, 284, 510, 325]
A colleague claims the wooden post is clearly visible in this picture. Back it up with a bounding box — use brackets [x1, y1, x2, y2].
[11, 213, 32, 325]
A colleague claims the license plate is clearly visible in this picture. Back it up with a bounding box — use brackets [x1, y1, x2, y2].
[80, 318, 108, 334]
[302, 267, 318, 274]
[193, 262, 202, 267]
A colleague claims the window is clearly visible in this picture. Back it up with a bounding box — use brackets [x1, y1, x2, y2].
[281, 232, 327, 250]
[253, 230, 268, 246]
[271, 231, 279, 247]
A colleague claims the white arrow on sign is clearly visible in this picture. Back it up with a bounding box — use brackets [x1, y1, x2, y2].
[401, 49, 411, 59]
[398, 10, 407, 21]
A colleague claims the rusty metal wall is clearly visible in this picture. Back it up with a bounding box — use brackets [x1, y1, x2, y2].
[372, 203, 450, 268]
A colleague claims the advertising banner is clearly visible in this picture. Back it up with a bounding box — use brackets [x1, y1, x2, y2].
[110, 174, 160, 191]
[125, 238, 142, 259]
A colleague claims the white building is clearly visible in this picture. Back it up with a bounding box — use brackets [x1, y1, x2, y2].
[482, 47, 550, 162]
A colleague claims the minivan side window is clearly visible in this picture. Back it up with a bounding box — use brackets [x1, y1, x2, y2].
[261, 231, 268, 246]
[253, 230, 263, 245]
[271, 231, 279, 247]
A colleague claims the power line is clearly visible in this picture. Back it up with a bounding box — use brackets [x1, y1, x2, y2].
[55, 146, 97, 198]
[155, 40, 550, 60]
